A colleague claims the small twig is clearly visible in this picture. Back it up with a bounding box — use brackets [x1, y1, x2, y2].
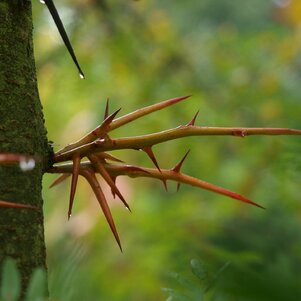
[54, 126, 301, 163]
[49, 161, 264, 209]
[55, 95, 190, 156]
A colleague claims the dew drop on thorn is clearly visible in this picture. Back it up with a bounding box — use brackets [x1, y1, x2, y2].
[39, 0, 45, 4]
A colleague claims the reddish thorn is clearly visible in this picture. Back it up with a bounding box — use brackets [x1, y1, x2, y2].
[142, 146, 161, 173]
[0, 153, 26, 163]
[89, 155, 131, 212]
[93, 108, 122, 138]
[68, 155, 81, 219]
[186, 110, 199, 126]
[168, 95, 192, 105]
[0, 153, 39, 170]
[81, 170, 123, 251]
[111, 176, 117, 199]
[102, 108, 121, 128]
[0, 200, 38, 210]
[49, 174, 70, 188]
[104, 98, 109, 120]
[172, 150, 190, 173]
[162, 178, 168, 191]
[226, 191, 265, 209]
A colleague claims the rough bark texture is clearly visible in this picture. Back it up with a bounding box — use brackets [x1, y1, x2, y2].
[0, 0, 51, 296]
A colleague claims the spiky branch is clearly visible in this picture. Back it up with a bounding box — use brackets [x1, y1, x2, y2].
[48, 96, 301, 250]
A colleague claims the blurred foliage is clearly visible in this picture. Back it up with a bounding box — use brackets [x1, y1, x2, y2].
[0, 258, 47, 301]
[31, 0, 301, 300]
[162, 259, 230, 301]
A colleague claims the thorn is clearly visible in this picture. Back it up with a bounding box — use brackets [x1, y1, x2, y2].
[168, 95, 192, 105]
[110, 176, 117, 199]
[162, 178, 168, 191]
[103, 108, 121, 128]
[192, 176, 265, 209]
[0, 200, 38, 210]
[104, 98, 109, 120]
[44, 0, 85, 78]
[176, 182, 181, 192]
[226, 191, 265, 209]
[49, 174, 70, 188]
[0, 153, 37, 165]
[142, 146, 161, 173]
[68, 155, 81, 219]
[81, 169, 123, 251]
[186, 111, 199, 126]
[89, 155, 131, 212]
[108, 95, 192, 132]
[92, 108, 121, 138]
[172, 150, 190, 173]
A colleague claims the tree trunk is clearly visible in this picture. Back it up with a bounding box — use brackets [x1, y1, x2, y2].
[0, 0, 51, 296]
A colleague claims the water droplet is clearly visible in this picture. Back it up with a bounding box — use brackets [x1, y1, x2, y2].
[39, 0, 45, 4]
[79, 73, 85, 79]
[19, 158, 35, 172]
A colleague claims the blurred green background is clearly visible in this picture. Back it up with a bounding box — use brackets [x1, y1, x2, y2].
[33, 0, 300, 300]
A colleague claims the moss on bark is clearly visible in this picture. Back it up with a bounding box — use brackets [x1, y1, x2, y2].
[0, 0, 51, 296]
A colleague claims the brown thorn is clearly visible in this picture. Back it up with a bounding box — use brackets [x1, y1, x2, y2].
[81, 169, 122, 251]
[186, 110, 199, 126]
[0, 200, 38, 210]
[102, 108, 121, 129]
[172, 150, 190, 173]
[162, 178, 168, 191]
[109, 95, 192, 131]
[89, 154, 131, 212]
[225, 190, 265, 209]
[0, 153, 34, 164]
[176, 183, 181, 192]
[68, 155, 81, 220]
[104, 98, 109, 120]
[169, 95, 192, 105]
[49, 174, 70, 188]
[92, 108, 121, 138]
[142, 146, 161, 173]
[110, 176, 117, 199]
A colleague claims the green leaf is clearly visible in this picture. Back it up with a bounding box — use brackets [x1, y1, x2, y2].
[204, 261, 231, 293]
[190, 259, 207, 281]
[25, 268, 47, 301]
[170, 272, 196, 291]
[0, 258, 21, 301]
[161, 288, 192, 301]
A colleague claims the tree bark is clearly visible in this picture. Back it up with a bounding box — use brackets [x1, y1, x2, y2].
[0, 0, 51, 296]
